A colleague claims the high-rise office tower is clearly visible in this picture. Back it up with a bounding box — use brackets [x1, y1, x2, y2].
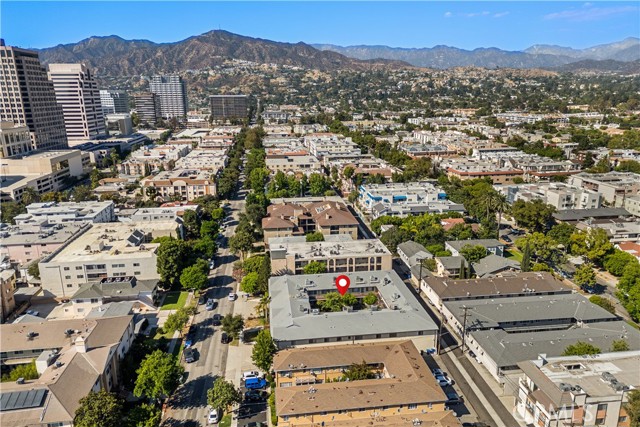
[149, 75, 187, 119]
[133, 92, 161, 125]
[99, 90, 130, 115]
[0, 40, 68, 151]
[210, 95, 249, 121]
[48, 63, 106, 145]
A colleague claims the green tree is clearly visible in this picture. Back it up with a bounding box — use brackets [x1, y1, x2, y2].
[71, 185, 96, 202]
[229, 231, 254, 260]
[179, 261, 209, 292]
[134, 350, 183, 400]
[343, 166, 355, 180]
[570, 228, 613, 265]
[589, 295, 616, 314]
[363, 292, 378, 306]
[305, 232, 325, 242]
[604, 250, 638, 277]
[221, 314, 244, 339]
[21, 187, 40, 205]
[126, 403, 161, 427]
[342, 360, 375, 381]
[1, 360, 38, 382]
[459, 245, 487, 264]
[182, 210, 201, 240]
[74, 390, 123, 427]
[574, 264, 597, 289]
[611, 339, 629, 352]
[27, 261, 40, 279]
[156, 239, 192, 287]
[511, 199, 556, 232]
[515, 232, 560, 264]
[308, 173, 330, 196]
[303, 261, 327, 274]
[1, 201, 26, 224]
[547, 222, 576, 248]
[240, 272, 260, 294]
[252, 330, 277, 372]
[207, 378, 242, 414]
[243, 255, 265, 274]
[521, 242, 532, 273]
[162, 308, 189, 334]
[625, 389, 640, 427]
[562, 341, 601, 356]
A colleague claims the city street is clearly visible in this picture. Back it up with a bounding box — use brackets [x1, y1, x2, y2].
[162, 181, 247, 427]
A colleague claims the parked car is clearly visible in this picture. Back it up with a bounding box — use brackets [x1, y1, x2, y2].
[245, 422, 265, 427]
[206, 299, 216, 311]
[425, 348, 436, 355]
[502, 235, 512, 243]
[469, 350, 482, 364]
[184, 348, 196, 363]
[198, 295, 207, 305]
[244, 390, 267, 402]
[244, 377, 267, 390]
[209, 260, 215, 270]
[432, 368, 444, 377]
[26, 310, 39, 316]
[436, 375, 453, 386]
[207, 408, 219, 424]
[220, 332, 231, 344]
[446, 391, 462, 405]
[228, 292, 237, 301]
[242, 371, 263, 382]
[212, 314, 222, 326]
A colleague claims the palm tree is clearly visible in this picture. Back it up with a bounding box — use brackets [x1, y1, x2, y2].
[493, 193, 510, 239]
[256, 293, 271, 322]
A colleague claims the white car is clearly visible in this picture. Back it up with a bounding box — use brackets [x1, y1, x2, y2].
[228, 292, 237, 301]
[435, 374, 454, 386]
[207, 408, 219, 424]
[26, 309, 40, 317]
[242, 370, 263, 381]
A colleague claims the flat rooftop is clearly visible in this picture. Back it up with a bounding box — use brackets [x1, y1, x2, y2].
[360, 181, 441, 194]
[269, 270, 437, 343]
[269, 237, 391, 261]
[1, 223, 88, 246]
[41, 222, 178, 263]
[424, 272, 572, 301]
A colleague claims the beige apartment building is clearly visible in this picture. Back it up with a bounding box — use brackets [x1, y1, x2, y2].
[272, 341, 459, 427]
[141, 169, 217, 201]
[0, 121, 32, 158]
[0, 42, 68, 151]
[0, 150, 91, 202]
[48, 63, 106, 145]
[38, 221, 181, 297]
[0, 269, 17, 323]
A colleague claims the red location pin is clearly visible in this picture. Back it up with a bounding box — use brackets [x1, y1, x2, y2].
[335, 275, 351, 296]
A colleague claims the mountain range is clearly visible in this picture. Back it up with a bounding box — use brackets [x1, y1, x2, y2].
[35, 31, 640, 75]
[312, 37, 640, 69]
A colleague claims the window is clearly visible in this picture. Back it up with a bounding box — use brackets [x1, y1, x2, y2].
[63, 267, 70, 271]
[134, 271, 141, 276]
[595, 418, 605, 425]
[597, 404, 607, 411]
[77, 275, 84, 279]
[76, 266, 83, 270]
[65, 275, 71, 279]
[619, 416, 628, 423]
[66, 284, 73, 288]
[408, 404, 417, 410]
[133, 263, 140, 267]
[91, 299, 99, 303]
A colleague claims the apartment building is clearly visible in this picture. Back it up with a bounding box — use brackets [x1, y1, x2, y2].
[441, 158, 523, 184]
[117, 204, 199, 223]
[576, 218, 640, 244]
[0, 222, 89, 266]
[0, 269, 17, 323]
[445, 239, 505, 257]
[262, 199, 359, 243]
[210, 95, 249, 121]
[0, 41, 68, 151]
[269, 235, 392, 275]
[0, 150, 91, 203]
[272, 341, 460, 427]
[38, 221, 181, 297]
[133, 92, 161, 125]
[200, 134, 234, 150]
[553, 208, 634, 224]
[303, 133, 360, 159]
[67, 276, 159, 317]
[141, 169, 217, 201]
[149, 75, 187, 119]
[15, 201, 115, 225]
[174, 148, 228, 172]
[265, 154, 322, 176]
[570, 172, 640, 207]
[516, 352, 639, 427]
[99, 89, 129, 115]
[624, 195, 640, 217]
[0, 121, 32, 158]
[0, 316, 134, 427]
[119, 143, 192, 176]
[261, 109, 290, 124]
[48, 63, 106, 145]
[400, 143, 457, 157]
[499, 155, 581, 181]
[269, 270, 438, 350]
[496, 182, 602, 210]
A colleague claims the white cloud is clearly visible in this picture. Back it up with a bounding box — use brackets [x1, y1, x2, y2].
[444, 11, 452, 18]
[493, 12, 510, 18]
[465, 11, 491, 17]
[544, 5, 638, 21]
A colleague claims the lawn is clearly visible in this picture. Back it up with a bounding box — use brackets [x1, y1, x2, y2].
[219, 414, 232, 427]
[160, 291, 188, 311]
[505, 249, 523, 262]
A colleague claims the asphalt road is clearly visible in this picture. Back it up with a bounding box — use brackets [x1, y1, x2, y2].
[162, 182, 246, 427]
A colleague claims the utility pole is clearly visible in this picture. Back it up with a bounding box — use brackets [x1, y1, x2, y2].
[418, 258, 424, 295]
[461, 306, 471, 353]
[436, 309, 444, 355]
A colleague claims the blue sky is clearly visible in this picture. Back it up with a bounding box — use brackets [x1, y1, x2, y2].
[2, 1, 638, 51]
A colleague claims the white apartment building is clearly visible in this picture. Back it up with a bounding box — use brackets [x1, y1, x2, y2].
[38, 222, 181, 297]
[303, 133, 360, 159]
[265, 155, 322, 176]
[358, 181, 448, 212]
[570, 172, 640, 207]
[14, 201, 116, 225]
[174, 148, 228, 172]
[0, 42, 68, 150]
[0, 121, 32, 158]
[99, 89, 129, 115]
[48, 63, 106, 145]
[149, 75, 187, 119]
[119, 143, 192, 176]
[496, 182, 602, 210]
[141, 169, 217, 201]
